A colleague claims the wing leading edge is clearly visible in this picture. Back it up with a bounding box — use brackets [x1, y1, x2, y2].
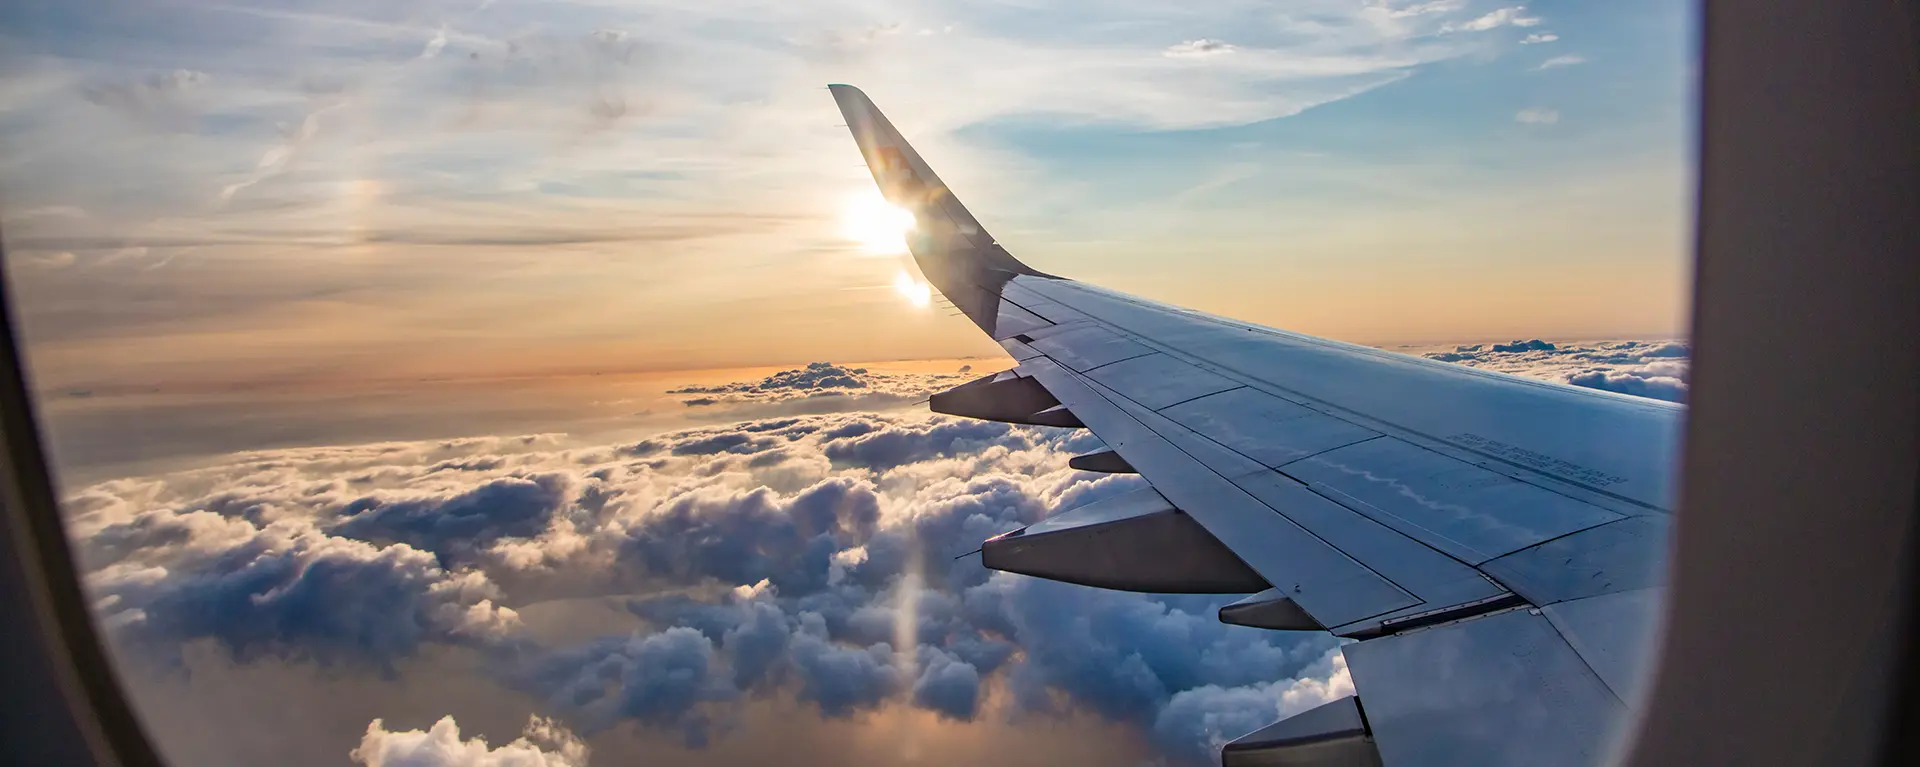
[829, 84, 1678, 767]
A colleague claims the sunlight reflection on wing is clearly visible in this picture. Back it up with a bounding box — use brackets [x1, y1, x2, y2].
[893, 269, 932, 308]
[843, 189, 917, 255]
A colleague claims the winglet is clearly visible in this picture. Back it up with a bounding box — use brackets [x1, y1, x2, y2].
[827, 84, 1045, 286]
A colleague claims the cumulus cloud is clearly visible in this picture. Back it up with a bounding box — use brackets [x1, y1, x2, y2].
[71, 410, 1342, 765]
[1515, 107, 1559, 124]
[1423, 338, 1690, 403]
[81, 517, 521, 670]
[1442, 6, 1544, 32]
[1521, 33, 1560, 44]
[1536, 54, 1587, 70]
[352, 714, 588, 767]
[667, 362, 970, 412]
[1163, 39, 1237, 58]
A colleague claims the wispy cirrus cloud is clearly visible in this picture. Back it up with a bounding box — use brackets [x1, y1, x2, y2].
[1536, 54, 1588, 70]
[1163, 39, 1237, 58]
[0, 0, 1549, 386]
[1515, 107, 1560, 124]
[1442, 6, 1543, 32]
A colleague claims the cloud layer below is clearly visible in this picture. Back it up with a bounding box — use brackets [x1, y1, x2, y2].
[1419, 338, 1689, 402]
[66, 340, 1682, 765]
[72, 406, 1344, 765]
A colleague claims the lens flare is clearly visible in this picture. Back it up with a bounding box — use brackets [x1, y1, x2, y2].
[893, 269, 932, 308]
[842, 190, 916, 254]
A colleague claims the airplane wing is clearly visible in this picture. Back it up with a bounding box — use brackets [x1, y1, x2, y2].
[829, 84, 1679, 767]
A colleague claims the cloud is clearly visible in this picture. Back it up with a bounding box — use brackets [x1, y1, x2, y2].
[351, 714, 588, 767]
[1442, 6, 1543, 32]
[0, 205, 88, 223]
[1152, 648, 1353, 760]
[72, 411, 1343, 765]
[22, 251, 77, 270]
[81, 519, 521, 670]
[1163, 39, 1236, 58]
[666, 362, 970, 411]
[519, 626, 734, 744]
[1536, 55, 1587, 70]
[1371, 1, 1464, 19]
[1565, 368, 1688, 402]
[331, 474, 574, 566]
[1515, 107, 1559, 124]
[1421, 338, 1690, 403]
[1520, 33, 1559, 44]
[219, 101, 345, 203]
[0, 0, 1578, 395]
[80, 69, 210, 128]
[419, 26, 451, 60]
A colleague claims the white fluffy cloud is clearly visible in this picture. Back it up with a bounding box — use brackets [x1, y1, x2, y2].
[352, 715, 588, 767]
[1422, 338, 1689, 402]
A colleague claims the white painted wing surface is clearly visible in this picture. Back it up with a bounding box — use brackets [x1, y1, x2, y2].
[830, 84, 1677, 767]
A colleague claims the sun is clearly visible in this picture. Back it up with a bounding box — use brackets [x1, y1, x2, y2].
[842, 189, 916, 255]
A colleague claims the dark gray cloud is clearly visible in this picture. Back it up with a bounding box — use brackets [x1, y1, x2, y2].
[83, 524, 518, 672]
[519, 626, 732, 745]
[332, 474, 573, 566]
[913, 646, 984, 720]
[1424, 338, 1691, 403]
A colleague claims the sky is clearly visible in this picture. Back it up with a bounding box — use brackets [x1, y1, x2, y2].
[0, 0, 1696, 398]
[0, 1, 1697, 765]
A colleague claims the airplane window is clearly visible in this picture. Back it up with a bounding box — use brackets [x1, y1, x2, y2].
[1, 1, 1695, 765]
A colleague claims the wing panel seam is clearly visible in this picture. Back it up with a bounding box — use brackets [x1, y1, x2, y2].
[1061, 369, 1427, 618]
[1018, 280, 1667, 516]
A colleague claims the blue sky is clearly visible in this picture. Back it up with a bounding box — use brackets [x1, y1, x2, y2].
[0, 0, 1694, 390]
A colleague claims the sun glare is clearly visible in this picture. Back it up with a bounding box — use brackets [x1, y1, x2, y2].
[893, 269, 932, 308]
[843, 190, 916, 254]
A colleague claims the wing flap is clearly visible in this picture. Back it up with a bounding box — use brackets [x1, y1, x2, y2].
[1228, 470, 1509, 637]
[1479, 516, 1670, 605]
[1343, 608, 1626, 767]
